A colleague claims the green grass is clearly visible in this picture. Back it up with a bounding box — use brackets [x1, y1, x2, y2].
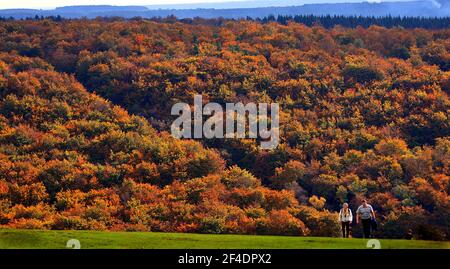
[0, 229, 448, 249]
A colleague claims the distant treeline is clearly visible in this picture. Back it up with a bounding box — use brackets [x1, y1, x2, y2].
[257, 15, 450, 29]
[1, 14, 450, 29]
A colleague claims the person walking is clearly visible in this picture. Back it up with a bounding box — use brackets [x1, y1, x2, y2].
[339, 203, 353, 238]
[356, 199, 376, 238]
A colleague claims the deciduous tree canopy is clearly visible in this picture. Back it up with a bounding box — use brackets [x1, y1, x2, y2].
[0, 18, 448, 240]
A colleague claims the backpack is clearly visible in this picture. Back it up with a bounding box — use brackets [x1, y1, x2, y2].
[371, 218, 378, 231]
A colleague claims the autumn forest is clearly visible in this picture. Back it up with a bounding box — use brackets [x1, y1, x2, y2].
[0, 17, 448, 240]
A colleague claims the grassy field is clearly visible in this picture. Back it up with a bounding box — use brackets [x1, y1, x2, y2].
[0, 229, 449, 249]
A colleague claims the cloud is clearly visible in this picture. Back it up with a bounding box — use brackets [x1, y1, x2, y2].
[430, 0, 442, 8]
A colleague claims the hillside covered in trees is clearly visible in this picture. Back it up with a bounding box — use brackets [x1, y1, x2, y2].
[0, 18, 449, 240]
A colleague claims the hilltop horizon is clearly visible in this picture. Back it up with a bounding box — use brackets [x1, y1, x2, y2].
[0, 1, 390, 9]
[0, 0, 446, 10]
[0, 0, 448, 18]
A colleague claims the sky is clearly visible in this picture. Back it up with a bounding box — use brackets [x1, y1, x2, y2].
[0, 0, 396, 10]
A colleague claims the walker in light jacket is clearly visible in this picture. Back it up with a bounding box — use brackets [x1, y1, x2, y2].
[339, 208, 353, 222]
